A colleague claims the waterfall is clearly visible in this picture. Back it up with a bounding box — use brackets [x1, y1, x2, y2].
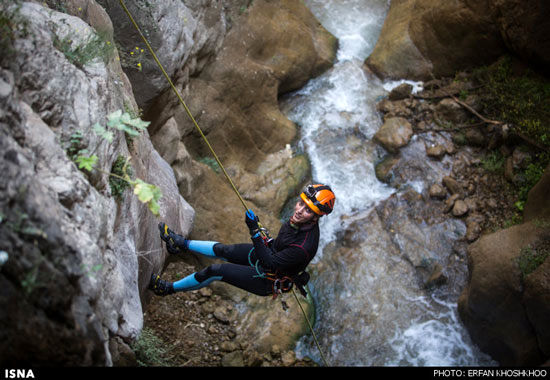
[280, 0, 497, 366]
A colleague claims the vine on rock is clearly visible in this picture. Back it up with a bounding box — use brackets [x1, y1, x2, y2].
[74, 110, 162, 216]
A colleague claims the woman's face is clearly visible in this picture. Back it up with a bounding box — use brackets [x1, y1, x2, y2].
[291, 199, 317, 225]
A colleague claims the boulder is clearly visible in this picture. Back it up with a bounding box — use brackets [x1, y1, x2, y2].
[367, 0, 550, 81]
[458, 223, 545, 365]
[373, 117, 413, 153]
[366, 0, 504, 80]
[489, 0, 550, 75]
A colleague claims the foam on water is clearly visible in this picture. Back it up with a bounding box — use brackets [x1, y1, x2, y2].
[386, 295, 493, 366]
[283, 58, 395, 251]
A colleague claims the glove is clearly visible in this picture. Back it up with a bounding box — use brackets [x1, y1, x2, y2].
[245, 209, 260, 236]
[158, 222, 187, 254]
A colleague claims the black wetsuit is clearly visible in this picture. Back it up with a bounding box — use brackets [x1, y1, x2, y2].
[196, 221, 319, 296]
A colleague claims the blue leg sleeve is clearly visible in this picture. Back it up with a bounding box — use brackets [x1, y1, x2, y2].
[173, 272, 223, 292]
[187, 240, 226, 261]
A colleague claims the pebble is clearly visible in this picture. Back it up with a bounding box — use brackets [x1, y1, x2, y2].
[452, 199, 469, 217]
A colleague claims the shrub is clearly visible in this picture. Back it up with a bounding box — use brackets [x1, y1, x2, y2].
[131, 328, 173, 366]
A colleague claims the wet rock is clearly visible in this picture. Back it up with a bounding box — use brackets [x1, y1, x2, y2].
[375, 155, 400, 184]
[373, 117, 413, 153]
[426, 144, 446, 159]
[465, 220, 482, 242]
[425, 263, 447, 288]
[444, 193, 460, 213]
[429, 183, 447, 199]
[388, 83, 413, 100]
[442, 176, 463, 196]
[452, 199, 469, 217]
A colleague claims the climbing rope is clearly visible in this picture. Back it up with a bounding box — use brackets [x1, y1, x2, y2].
[117, 0, 329, 367]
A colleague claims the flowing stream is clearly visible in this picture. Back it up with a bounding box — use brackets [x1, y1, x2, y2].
[279, 0, 497, 366]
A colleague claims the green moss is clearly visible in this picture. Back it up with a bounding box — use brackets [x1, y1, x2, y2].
[514, 156, 548, 211]
[53, 30, 115, 69]
[109, 155, 133, 201]
[481, 150, 505, 173]
[516, 245, 549, 279]
[0, 1, 28, 65]
[197, 156, 221, 173]
[472, 55, 550, 149]
[470, 56, 550, 211]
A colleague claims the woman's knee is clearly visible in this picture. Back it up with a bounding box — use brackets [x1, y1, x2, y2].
[195, 264, 224, 282]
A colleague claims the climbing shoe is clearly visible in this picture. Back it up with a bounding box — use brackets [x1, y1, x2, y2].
[149, 273, 175, 296]
[158, 222, 189, 254]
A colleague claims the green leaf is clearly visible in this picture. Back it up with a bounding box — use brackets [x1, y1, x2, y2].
[106, 109, 123, 128]
[114, 121, 141, 137]
[92, 122, 114, 142]
[126, 117, 150, 130]
[133, 179, 162, 216]
[75, 155, 98, 171]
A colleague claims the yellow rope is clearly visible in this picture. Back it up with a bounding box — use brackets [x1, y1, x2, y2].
[117, 0, 249, 213]
[291, 288, 329, 366]
[117, 0, 329, 366]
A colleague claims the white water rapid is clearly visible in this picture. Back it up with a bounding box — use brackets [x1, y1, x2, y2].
[279, 0, 498, 366]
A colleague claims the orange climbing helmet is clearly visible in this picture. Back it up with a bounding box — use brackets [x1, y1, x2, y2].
[300, 184, 336, 216]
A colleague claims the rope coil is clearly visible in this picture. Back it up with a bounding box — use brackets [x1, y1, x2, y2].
[117, 0, 329, 366]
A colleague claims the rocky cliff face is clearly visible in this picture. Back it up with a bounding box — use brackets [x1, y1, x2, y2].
[0, 1, 193, 365]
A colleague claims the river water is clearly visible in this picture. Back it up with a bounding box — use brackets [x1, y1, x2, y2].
[279, 0, 497, 366]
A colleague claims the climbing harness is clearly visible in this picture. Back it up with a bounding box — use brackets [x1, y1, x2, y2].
[117, 0, 329, 367]
[247, 247, 298, 300]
